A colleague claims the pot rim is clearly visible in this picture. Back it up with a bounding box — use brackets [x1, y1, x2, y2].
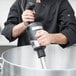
[1, 54, 76, 71]
[1, 45, 76, 71]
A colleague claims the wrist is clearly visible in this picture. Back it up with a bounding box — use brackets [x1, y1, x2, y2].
[49, 34, 56, 44]
[23, 22, 28, 27]
[49, 33, 68, 45]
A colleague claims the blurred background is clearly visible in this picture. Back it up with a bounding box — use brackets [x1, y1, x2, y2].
[0, 0, 76, 55]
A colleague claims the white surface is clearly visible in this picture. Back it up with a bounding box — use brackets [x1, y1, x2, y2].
[0, 0, 15, 29]
[0, 35, 17, 46]
[0, 0, 17, 45]
[69, 0, 76, 16]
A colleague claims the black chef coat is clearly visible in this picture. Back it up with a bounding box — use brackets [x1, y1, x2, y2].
[2, 0, 76, 47]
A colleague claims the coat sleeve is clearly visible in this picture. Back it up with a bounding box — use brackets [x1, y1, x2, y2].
[58, 0, 76, 47]
[1, 0, 22, 42]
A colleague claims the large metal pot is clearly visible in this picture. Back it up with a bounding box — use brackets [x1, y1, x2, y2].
[0, 44, 76, 76]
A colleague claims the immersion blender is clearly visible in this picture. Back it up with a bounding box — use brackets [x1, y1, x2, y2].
[26, 2, 47, 69]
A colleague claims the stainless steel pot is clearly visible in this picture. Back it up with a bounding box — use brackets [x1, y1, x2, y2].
[0, 44, 76, 76]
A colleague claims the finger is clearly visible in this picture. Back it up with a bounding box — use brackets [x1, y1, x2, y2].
[23, 10, 34, 16]
[37, 35, 46, 43]
[23, 18, 34, 22]
[23, 13, 34, 17]
[37, 30, 47, 35]
[37, 35, 45, 41]
[22, 15, 35, 22]
[22, 13, 34, 19]
[23, 15, 35, 19]
[23, 10, 34, 14]
[38, 40, 46, 46]
[35, 30, 46, 38]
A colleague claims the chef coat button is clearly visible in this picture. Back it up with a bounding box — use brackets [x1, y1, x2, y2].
[68, 14, 70, 17]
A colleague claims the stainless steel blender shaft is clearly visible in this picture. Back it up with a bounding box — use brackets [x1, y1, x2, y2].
[40, 57, 47, 69]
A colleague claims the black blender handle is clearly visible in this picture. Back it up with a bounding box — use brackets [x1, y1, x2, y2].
[25, 2, 35, 24]
[25, 2, 35, 10]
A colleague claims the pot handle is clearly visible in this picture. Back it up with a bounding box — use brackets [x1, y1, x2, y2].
[0, 57, 3, 70]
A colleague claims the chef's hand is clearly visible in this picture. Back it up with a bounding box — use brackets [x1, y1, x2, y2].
[35, 30, 53, 46]
[35, 30, 68, 46]
[22, 10, 35, 25]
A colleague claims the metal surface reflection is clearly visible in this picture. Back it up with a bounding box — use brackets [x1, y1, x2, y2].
[1, 44, 76, 76]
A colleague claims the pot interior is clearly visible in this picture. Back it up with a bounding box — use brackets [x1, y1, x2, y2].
[2, 44, 76, 70]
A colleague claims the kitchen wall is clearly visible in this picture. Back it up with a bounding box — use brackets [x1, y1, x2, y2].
[0, 0, 76, 55]
[69, 0, 76, 14]
[0, 0, 16, 55]
[0, 0, 16, 32]
[0, 0, 17, 46]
